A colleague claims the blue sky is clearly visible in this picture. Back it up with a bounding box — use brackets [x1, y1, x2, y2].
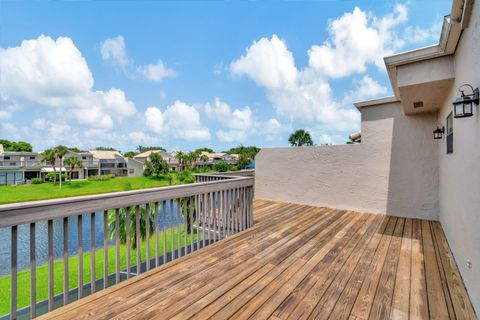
[0, 0, 450, 152]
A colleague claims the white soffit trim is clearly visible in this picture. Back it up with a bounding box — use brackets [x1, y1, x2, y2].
[354, 96, 399, 109]
[383, 0, 472, 99]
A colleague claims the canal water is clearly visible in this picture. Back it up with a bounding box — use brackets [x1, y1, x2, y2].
[0, 202, 183, 276]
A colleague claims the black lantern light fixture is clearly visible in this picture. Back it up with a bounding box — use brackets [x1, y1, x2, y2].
[453, 84, 479, 118]
[433, 126, 444, 139]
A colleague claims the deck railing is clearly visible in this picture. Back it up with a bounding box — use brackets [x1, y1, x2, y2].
[0, 176, 254, 319]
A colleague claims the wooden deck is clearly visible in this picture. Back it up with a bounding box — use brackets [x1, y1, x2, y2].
[39, 200, 476, 320]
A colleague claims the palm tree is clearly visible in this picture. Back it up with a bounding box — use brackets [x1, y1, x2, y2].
[187, 151, 200, 169]
[175, 151, 187, 171]
[288, 129, 314, 147]
[200, 154, 209, 164]
[41, 149, 56, 183]
[108, 206, 155, 249]
[64, 156, 84, 181]
[53, 146, 69, 189]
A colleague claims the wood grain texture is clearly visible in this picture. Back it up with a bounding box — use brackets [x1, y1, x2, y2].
[36, 200, 476, 320]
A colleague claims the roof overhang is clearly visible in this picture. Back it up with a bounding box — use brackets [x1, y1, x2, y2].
[356, 0, 474, 113]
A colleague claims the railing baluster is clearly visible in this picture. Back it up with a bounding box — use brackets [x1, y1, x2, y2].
[177, 199, 181, 258]
[225, 189, 231, 236]
[115, 208, 120, 284]
[63, 217, 69, 306]
[190, 196, 194, 253]
[206, 193, 211, 244]
[126, 207, 131, 279]
[146, 203, 151, 271]
[30, 222, 36, 318]
[222, 190, 228, 238]
[90, 212, 96, 294]
[154, 202, 159, 268]
[103, 210, 108, 289]
[213, 192, 217, 243]
[202, 193, 206, 249]
[48, 219, 54, 311]
[11, 225, 17, 320]
[78, 214, 83, 299]
[162, 201, 167, 265]
[170, 199, 175, 261]
[183, 198, 187, 257]
[135, 205, 141, 275]
[241, 188, 247, 230]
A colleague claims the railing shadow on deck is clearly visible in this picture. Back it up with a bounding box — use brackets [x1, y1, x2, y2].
[0, 173, 254, 319]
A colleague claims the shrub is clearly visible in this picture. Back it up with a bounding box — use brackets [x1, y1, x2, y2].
[178, 170, 194, 183]
[88, 174, 112, 181]
[214, 161, 229, 172]
[106, 173, 116, 179]
[31, 178, 43, 184]
[45, 172, 68, 182]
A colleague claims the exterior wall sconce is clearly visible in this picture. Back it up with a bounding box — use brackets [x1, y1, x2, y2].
[433, 126, 444, 139]
[453, 84, 479, 118]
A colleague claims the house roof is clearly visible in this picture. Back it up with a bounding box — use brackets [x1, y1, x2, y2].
[355, 0, 472, 110]
[134, 150, 172, 159]
[89, 150, 124, 160]
[200, 152, 226, 158]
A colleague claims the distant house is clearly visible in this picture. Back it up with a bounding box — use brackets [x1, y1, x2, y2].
[0, 145, 42, 185]
[133, 150, 179, 170]
[198, 152, 239, 168]
[89, 150, 128, 177]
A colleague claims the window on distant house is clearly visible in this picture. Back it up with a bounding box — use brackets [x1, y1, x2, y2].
[30, 156, 35, 160]
[447, 112, 453, 154]
[4, 156, 10, 160]
[82, 156, 87, 160]
[129, 169, 134, 174]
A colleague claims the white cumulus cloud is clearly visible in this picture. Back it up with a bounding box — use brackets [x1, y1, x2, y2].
[100, 35, 131, 68]
[145, 101, 210, 141]
[308, 4, 407, 78]
[0, 35, 136, 130]
[137, 59, 176, 82]
[230, 35, 298, 91]
[101, 36, 175, 83]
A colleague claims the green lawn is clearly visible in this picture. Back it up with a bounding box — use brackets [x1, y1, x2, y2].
[0, 176, 183, 204]
[0, 226, 200, 316]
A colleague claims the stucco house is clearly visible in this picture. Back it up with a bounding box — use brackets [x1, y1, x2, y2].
[133, 149, 179, 171]
[256, 0, 480, 313]
[88, 150, 128, 177]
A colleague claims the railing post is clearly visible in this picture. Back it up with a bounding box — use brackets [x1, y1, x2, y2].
[11, 225, 17, 320]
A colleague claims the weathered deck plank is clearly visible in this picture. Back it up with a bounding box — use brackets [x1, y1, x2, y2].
[37, 200, 477, 320]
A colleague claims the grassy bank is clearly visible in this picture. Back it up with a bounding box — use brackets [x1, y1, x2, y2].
[0, 175, 183, 204]
[0, 226, 199, 316]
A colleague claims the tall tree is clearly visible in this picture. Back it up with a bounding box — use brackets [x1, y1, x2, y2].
[123, 151, 138, 158]
[0, 139, 33, 152]
[288, 129, 314, 147]
[53, 146, 69, 189]
[136, 145, 166, 153]
[64, 156, 84, 181]
[194, 147, 214, 154]
[143, 153, 169, 177]
[175, 151, 187, 171]
[41, 149, 57, 183]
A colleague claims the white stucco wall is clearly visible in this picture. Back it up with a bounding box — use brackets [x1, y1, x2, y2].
[437, 1, 480, 311]
[256, 102, 439, 219]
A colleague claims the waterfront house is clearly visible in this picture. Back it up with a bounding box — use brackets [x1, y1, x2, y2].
[0, 0, 478, 318]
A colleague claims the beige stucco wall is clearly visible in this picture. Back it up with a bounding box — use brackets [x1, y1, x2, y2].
[255, 102, 439, 219]
[436, 1, 480, 311]
[126, 158, 144, 177]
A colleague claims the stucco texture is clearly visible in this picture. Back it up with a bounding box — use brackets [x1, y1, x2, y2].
[436, 1, 480, 311]
[255, 102, 438, 220]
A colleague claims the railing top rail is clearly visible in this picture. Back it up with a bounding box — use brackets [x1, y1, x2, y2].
[194, 170, 254, 178]
[0, 176, 254, 228]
